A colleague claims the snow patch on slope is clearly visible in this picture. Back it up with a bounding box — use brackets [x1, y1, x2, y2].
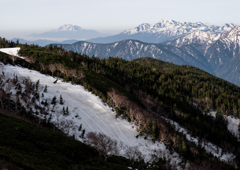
[164, 118, 235, 163]
[0, 47, 21, 58]
[206, 111, 240, 139]
[2, 62, 181, 164]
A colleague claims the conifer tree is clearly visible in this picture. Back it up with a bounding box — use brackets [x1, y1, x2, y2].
[78, 124, 82, 131]
[238, 123, 240, 134]
[60, 95, 63, 105]
[13, 75, 18, 84]
[66, 106, 69, 116]
[62, 107, 66, 115]
[51, 96, 56, 105]
[80, 129, 85, 138]
[44, 85, 47, 92]
[44, 99, 48, 106]
[48, 114, 52, 123]
[36, 80, 40, 91]
[49, 44, 53, 51]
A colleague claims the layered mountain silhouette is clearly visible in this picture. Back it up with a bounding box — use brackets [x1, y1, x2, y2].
[28, 24, 109, 40]
[59, 27, 240, 86]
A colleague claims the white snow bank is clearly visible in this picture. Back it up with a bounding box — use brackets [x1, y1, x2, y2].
[227, 116, 240, 139]
[0, 47, 21, 57]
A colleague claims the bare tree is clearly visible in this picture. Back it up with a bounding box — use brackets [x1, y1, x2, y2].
[0, 62, 4, 74]
[68, 69, 77, 77]
[125, 146, 143, 165]
[9, 52, 17, 64]
[159, 132, 167, 143]
[150, 149, 172, 170]
[12, 94, 22, 114]
[39, 63, 48, 71]
[77, 70, 85, 79]
[55, 63, 66, 74]
[48, 64, 57, 76]
[25, 56, 37, 63]
[81, 62, 87, 67]
[0, 88, 7, 108]
[86, 132, 121, 161]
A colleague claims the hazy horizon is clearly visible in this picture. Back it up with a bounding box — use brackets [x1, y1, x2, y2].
[1, 0, 240, 40]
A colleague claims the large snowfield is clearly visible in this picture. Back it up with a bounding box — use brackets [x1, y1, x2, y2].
[0, 47, 179, 163]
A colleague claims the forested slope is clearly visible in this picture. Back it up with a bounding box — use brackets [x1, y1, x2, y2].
[0, 37, 239, 169]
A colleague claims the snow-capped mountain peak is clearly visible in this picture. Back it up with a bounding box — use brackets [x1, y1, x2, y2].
[156, 19, 178, 26]
[118, 20, 237, 43]
[220, 26, 240, 45]
[166, 31, 221, 47]
[224, 26, 240, 38]
[218, 23, 238, 32]
[51, 24, 83, 32]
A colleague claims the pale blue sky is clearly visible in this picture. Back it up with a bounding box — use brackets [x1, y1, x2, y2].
[1, 0, 240, 39]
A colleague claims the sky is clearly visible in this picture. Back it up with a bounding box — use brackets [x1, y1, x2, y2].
[1, 0, 240, 39]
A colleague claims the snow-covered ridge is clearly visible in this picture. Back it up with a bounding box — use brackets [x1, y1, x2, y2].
[221, 26, 240, 44]
[121, 19, 237, 35]
[51, 24, 84, 32]
[167, 26, 240, 47]
[166, 31, 221, 47]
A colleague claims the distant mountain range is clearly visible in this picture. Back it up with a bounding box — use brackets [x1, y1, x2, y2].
[14, 20, 237, 46]
[11, 38, 79, 47]
[28, 24, 109, 40]
[58, 26, 240, 86]
[9, 20, 240, 86]
[58, 40, 215, 74]
[87, 20, 237, 43]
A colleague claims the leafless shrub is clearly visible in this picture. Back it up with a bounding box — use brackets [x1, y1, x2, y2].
[81, 62, 87, 67]
[55, 63, 67, 74]
[25, 56, 37, 63]
[9, 52, 17, 64]
[0, 88, 7, 108]
[0, 62, 4, 74]
[86, 132, 122, 161]
[77, 70, 85, 79]
[125, 146, 144, 165]
[48, 64, 57, 76]
[39, 63, 48, 71]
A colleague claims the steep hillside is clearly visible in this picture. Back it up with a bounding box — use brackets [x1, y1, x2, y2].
[0, 42, 240, 169]
[6, 44, 239, 168]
